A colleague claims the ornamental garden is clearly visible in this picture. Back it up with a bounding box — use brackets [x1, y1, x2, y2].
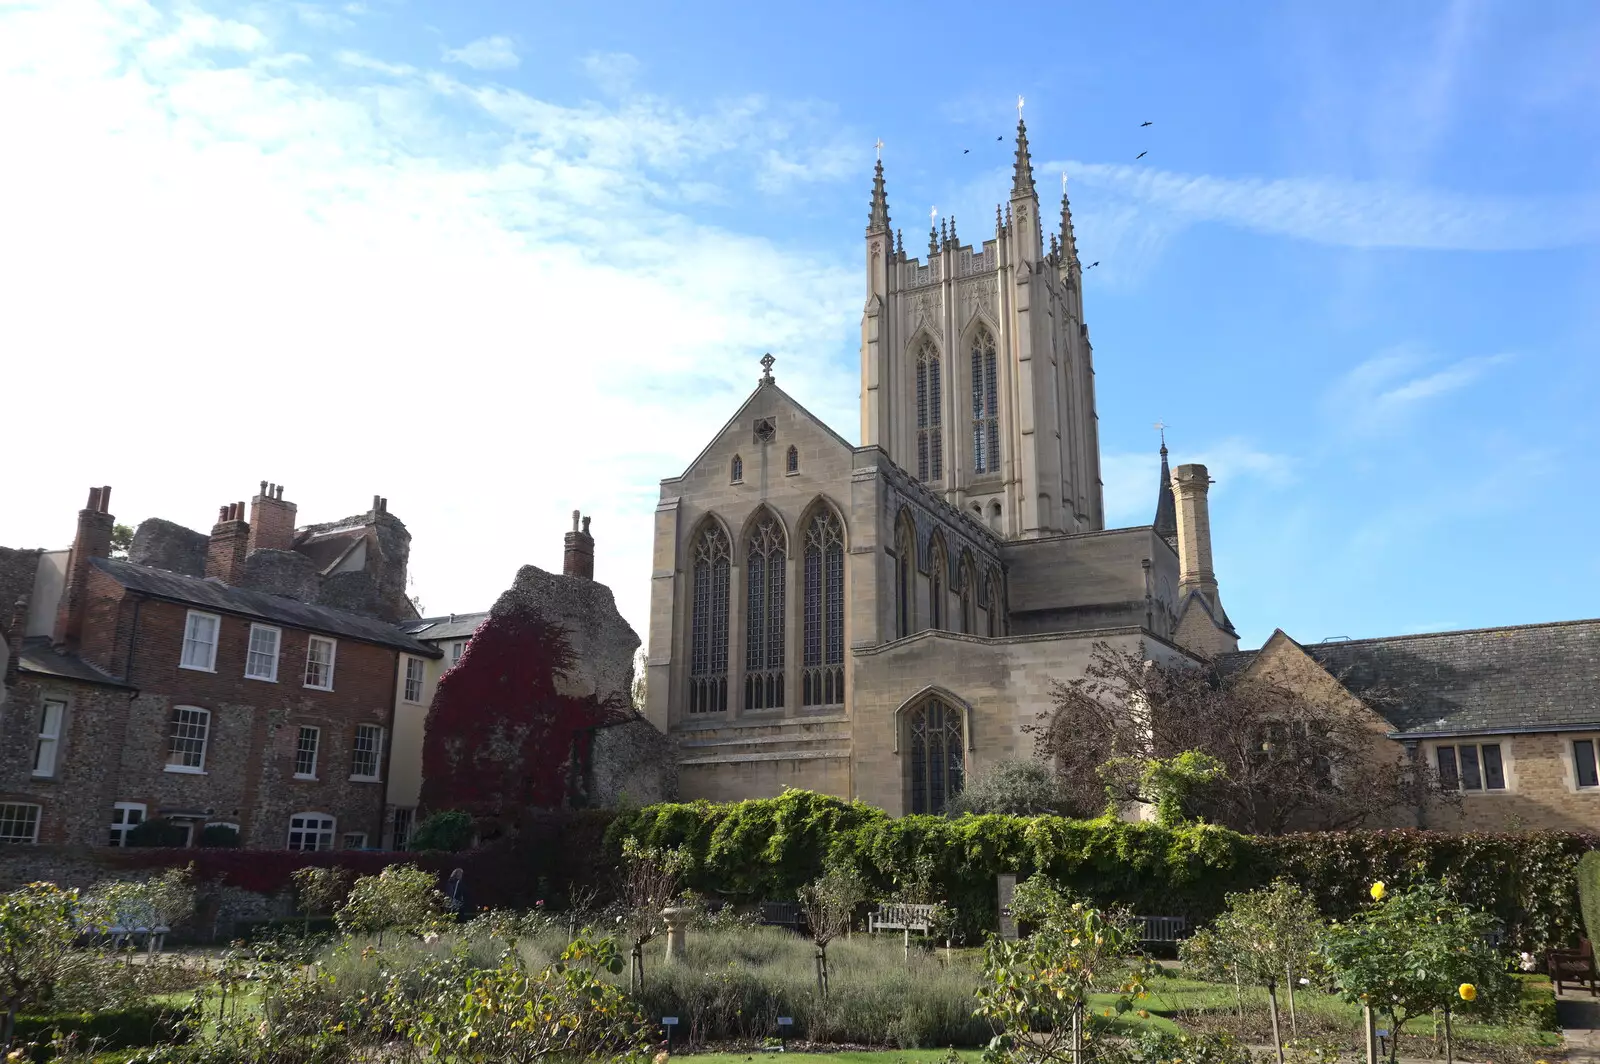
[0, 789, 1593, 1063]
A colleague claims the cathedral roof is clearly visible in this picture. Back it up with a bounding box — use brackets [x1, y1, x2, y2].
[1218, 618, 1600, 738]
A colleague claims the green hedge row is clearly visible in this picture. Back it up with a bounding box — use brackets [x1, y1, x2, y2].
[13, 1003, 194, 1059]
[607, 790, 1599, 951]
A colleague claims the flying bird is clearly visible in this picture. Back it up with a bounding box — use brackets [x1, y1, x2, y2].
[1136, 151, 1147, 160]
[1140, 121, 1153, 127]
[997, 136, 1003, 141]
[963, 149, 969, 154]
[1086, 261, 1100, 269]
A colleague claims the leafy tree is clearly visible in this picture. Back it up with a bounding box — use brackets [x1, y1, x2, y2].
[1033, 640, 1456, 833]
[0, 883, 97, 1048]
[1577, 850, 1600, 945]
[335, 865, 448, 942]
[1322, 879, 1511, 1064]
[797, 860, 869, 996]
[1182, 880, 1325, 1062]
[1098, 750, 1227, 826]
[409, 810, 474, 852]
[976, 876, 1154, 1064]
[109, 524, 133, 559]
[616, 837, 686, 991]
[290, 866, 355, 934]
[947, 759, 1071, 816]
[199, 823, 241, 848]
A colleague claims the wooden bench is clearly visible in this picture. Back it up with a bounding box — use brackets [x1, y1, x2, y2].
[869, 902, 938, 934]
[759, 901, 806, 933]
[1549, 939, 1597, 997]
[1133, 915, 1187, 945]
[108, 924, 170, 953]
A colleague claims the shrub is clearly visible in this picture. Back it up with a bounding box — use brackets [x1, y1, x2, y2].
[124, 819, 190, 848]
[198, 825, 239, 849]
[336, 865, 448, 940]
[1577, 850, 1600, 945]
[947, 759, 1069, 816]
[12, 1003, 194, 1058]
[409, 810, 474, 852]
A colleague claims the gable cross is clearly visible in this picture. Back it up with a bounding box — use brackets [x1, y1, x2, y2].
[760, 352, 776, 383]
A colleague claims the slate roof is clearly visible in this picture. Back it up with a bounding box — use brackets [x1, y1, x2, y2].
[399, 612, 489, 642]
[90, 557, 440, 656]
[1220, 619, 1600, 738]
[16, 636, 135, 689]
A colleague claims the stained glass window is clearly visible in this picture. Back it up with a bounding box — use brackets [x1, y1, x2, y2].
[802, 509, 846, 707]
[916, 340, 943, 482]
[971, 328, 1000, 473]
[907, 698, 964, 814]
[744, 512, 786, 710]
[689, 523, 731, 713]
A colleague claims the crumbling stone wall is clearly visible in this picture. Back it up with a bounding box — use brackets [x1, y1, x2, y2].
[420, 564, 674, 825]
[128, 519, 207, 577]
[589, 718, 677, 808]
[239, 548, 320, 601]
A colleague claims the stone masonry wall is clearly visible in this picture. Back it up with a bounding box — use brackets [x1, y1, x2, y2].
[128, 519, 208, 578]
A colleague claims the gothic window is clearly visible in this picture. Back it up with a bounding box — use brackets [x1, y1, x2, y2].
[927, 536, 946, 631]
[894, 513, 915, 640]
[989, 500, 1002, 532]
[915, 339, 943, 482]
[907, 697, 965, 814]
[785, 445, 799, 474]
[986, 573, 1001, 637]
[802, 508, 846, 707]
[970, 327, 1000, 474]
[959, 554, 977, 635]
[688, 523, 731, 713]
[730, 455, 743, 483]
[744, 512, 786, 711]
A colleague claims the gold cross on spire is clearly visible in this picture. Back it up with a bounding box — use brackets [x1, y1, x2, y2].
[1062, 170, 1068, 194]
[1017, 94, 1025, 120]
[875, 137, 883, 161]
[1153, 420, 1167, 447]
[930, 205, 938, 226]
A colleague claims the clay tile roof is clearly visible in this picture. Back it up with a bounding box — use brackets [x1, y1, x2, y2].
[90, 557, 440, 656]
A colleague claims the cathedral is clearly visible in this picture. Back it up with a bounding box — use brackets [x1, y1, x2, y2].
[641, 120, 1239, 816]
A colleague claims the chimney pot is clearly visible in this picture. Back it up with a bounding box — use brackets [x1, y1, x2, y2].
[572, 510, 580, 532]
[563, 507, 596, 581]
[87, 487, 101, 510]
[582, 516, 590, 534]
[54, 485, 116, 648]
[260, 480, 269, 495]
[100, 486, 112, 512]
[373, 494, 381, 511]
[276, 485, 284, 501]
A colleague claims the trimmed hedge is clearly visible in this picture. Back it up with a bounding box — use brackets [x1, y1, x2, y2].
[13, 1003, 194, 1059]
[1578, 850, 1600, 944]
[609, 790, 1599, 951]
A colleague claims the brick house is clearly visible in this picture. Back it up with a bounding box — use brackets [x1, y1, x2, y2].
[0, 485, 440, 850]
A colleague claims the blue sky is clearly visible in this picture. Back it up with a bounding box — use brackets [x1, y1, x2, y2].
[1, 0, 1596, 650]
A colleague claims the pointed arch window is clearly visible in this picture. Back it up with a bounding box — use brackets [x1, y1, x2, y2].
[785, 446, 799, 474]
[894, 515, 915, 640]
[971, 327, 1000, 474]
[959, 556, 977, 635]
[915, 339, 943, 482]
[928, 539, 946, 631]
[907, 698, 965, 814]
[802, 508, 846, 707]
[730, 455, 743, 484]
[688, 523, 731, 713]
[744, 513, 786, 710]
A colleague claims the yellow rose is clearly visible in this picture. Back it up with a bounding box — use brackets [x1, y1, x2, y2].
[1138, 1009, 1150, 1018]
[1459, 983, 1477, 1002]
[1370, 881, 1386, 901]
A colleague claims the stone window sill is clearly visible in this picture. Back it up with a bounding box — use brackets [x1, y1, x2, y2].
[164, 765, 207, 776]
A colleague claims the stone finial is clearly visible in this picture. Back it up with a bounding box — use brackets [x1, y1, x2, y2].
[949, 214, 958, 247]
[759, 352, 775, 384]
[894, 229, 904, 257]
[866, 156, 891, 235]
[1011, 118, 1036, 197]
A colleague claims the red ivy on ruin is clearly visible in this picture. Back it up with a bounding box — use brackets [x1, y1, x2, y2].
[418, 607, 633, 828]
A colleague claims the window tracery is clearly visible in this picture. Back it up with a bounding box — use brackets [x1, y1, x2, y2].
[907, 698, 964, 814]
[688, 523, 731, 713]
[743, 513, 786, 710]
[970, 327, 1000, 474]
[802, 508, 846, 707]
[915, 339, 943, 482]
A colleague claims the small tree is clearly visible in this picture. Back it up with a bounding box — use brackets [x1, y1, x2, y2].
[409, 810, 474, 852]
[1189, 880, 1325, 1063]
[947, 759, 1070, 816]
[1323, 880, 1511, 1064]
[616, 837, 685, 991]
[797, 860, 868, 996]
[0, 883, 91, 1049]
[976, 876, 1153, 1064]
[336, 865, 449, 943]
[110, 524, 133, 559]
[1098, 750, 1227, 826]
[291, 866, 355, 934]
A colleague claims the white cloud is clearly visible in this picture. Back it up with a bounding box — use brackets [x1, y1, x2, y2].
[0, 0, 859, 644]
[1324, 346, 1513, 434]
[442, 35, 519, 71]
[581, 51, 640, 95]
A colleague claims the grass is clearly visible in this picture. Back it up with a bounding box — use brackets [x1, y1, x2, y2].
[677, 1053, 986, 1064]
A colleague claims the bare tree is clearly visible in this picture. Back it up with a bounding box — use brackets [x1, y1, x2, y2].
[616, 838, 685, 991]
[1031, 641, 1455, 834]
[797, 863, 868, 997]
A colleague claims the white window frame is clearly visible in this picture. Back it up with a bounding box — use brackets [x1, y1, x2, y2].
[403, 656, 425, 703]
[180, 610, 220, 673]
[165, 705, 211, 774]
[449, 641, 466, 667]
[304, 636, 337, 691]
[244, 624, 281, 682]
[109, 802, 147, 847]
[33, 699, 65, 777]
[0, 803, 41, 844]
[169, 821, 195, 848]
[350, 724, 384, 782]
[293, 725, 321, 780]
[342, 832, 368, 850]
[287, 812, 335, 852]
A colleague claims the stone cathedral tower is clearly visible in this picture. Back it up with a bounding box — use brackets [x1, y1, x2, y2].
[860, 119, 1105, 540]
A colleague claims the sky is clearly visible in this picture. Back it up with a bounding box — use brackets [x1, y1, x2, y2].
[1, 0, 1597, 651]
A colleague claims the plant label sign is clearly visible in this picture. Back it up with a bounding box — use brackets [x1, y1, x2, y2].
[662, 1018, 679, 1026]
[777, 1017, 793, 1026]
[997, 873, 1018, 940]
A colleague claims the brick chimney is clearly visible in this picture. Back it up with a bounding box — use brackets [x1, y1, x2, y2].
[206, 500, 250, 584]
[53, 485, 115, 648]
[248, 481, 298, 554]
[1172, 464, 1221, 610]
[563, 510, 594, 580]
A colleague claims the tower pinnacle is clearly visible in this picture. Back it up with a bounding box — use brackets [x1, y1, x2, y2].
[1059, 170, 1080, 264]
[1011, 118, 1036, 197]
[1153, 422, 1177, 547]
[867, 156, 891, 235]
